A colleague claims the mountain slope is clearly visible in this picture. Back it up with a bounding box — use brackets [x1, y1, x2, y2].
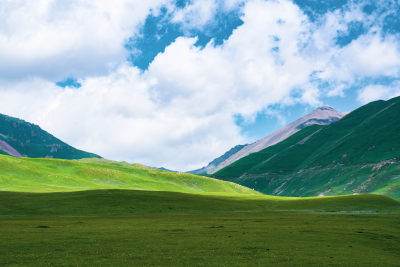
[0, 155, 257, 195]
[188, 144, 247, 175]
[0, 113, 100, 159]
[192, 106, 344, 175]
[213, 96, 400, 200]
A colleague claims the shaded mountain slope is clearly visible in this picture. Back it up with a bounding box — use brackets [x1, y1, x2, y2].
[0, 113, 99, 159]
[213, 96, 400, 200]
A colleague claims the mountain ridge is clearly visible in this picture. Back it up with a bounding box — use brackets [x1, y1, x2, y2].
[0, 113, 100, 160]
[191, 106, 344, 174]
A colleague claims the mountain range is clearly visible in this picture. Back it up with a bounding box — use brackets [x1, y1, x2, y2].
[0, 113, 100, 159]
[190, 106, 344, 174]
[212, 96, 400, 200]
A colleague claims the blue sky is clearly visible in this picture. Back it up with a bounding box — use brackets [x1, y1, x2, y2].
[0, 0, 400, 170]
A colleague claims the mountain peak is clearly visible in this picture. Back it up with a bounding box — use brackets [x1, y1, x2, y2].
[315, 106, 335, 111]
[307, 106, 344, 120]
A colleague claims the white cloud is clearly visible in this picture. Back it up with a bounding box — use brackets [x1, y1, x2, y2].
[170, 0, 245, 31]
[0, 0, 168, 80]
[300, 3, 400, 97]
[357, 83, 400, 104]
[172, 0, 218, 30]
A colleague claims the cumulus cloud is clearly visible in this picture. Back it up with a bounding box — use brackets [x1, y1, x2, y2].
[357, 83, 400, 104]
[0, 0, 168, 80]
[0, 0, 399, 170]
[170, 0, 245, 31]
[172, 0, 218, 30]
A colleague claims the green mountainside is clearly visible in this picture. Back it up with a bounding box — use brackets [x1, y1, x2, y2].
[213, 96, 400, 200]
[0, 113, 100, 159]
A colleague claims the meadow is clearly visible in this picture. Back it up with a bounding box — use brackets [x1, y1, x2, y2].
[1, 190, 400, 266]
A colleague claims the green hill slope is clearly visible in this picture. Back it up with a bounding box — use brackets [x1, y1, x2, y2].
[0, 155, 256, 194]
[0, 113, 100, 159]
[213, 96, 400, 200]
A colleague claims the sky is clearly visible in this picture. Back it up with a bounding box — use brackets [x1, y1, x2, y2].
[0, 0, 400, 171]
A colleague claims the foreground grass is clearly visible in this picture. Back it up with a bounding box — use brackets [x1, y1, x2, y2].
[0, 190, 400, 266]
[1, 213, 400, 266]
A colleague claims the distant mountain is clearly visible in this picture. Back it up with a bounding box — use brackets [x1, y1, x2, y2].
[0, 113, 100, 159]
[157, 167, 177, 172]
[188, 144, 247, 175]
[213, 96, 400, 201]
[191, 106, 344, 175]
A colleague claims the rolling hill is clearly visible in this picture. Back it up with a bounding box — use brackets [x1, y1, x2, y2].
[0, 113, 100, 159]
[191, 106, 344, 174]
[213, 96, 400, 200]
[0, 154, 256, 194]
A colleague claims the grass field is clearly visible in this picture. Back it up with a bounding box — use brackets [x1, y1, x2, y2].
[1, 155, 400, 266]
[0, 190, 400, 266]
[2, 212, 400, 266]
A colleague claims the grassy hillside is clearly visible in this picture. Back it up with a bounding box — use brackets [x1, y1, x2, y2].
[213, 96, 400, 200]
[0, 155, 256, 195]
[0, 113, 100, 159]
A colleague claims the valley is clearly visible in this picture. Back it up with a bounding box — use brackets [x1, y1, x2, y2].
[1, 98, 399, 266]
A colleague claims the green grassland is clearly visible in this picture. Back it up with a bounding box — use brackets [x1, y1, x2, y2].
[1, 154, 400, 265]
[0, 190, 399, 266]
[213, 97, 400, 200]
